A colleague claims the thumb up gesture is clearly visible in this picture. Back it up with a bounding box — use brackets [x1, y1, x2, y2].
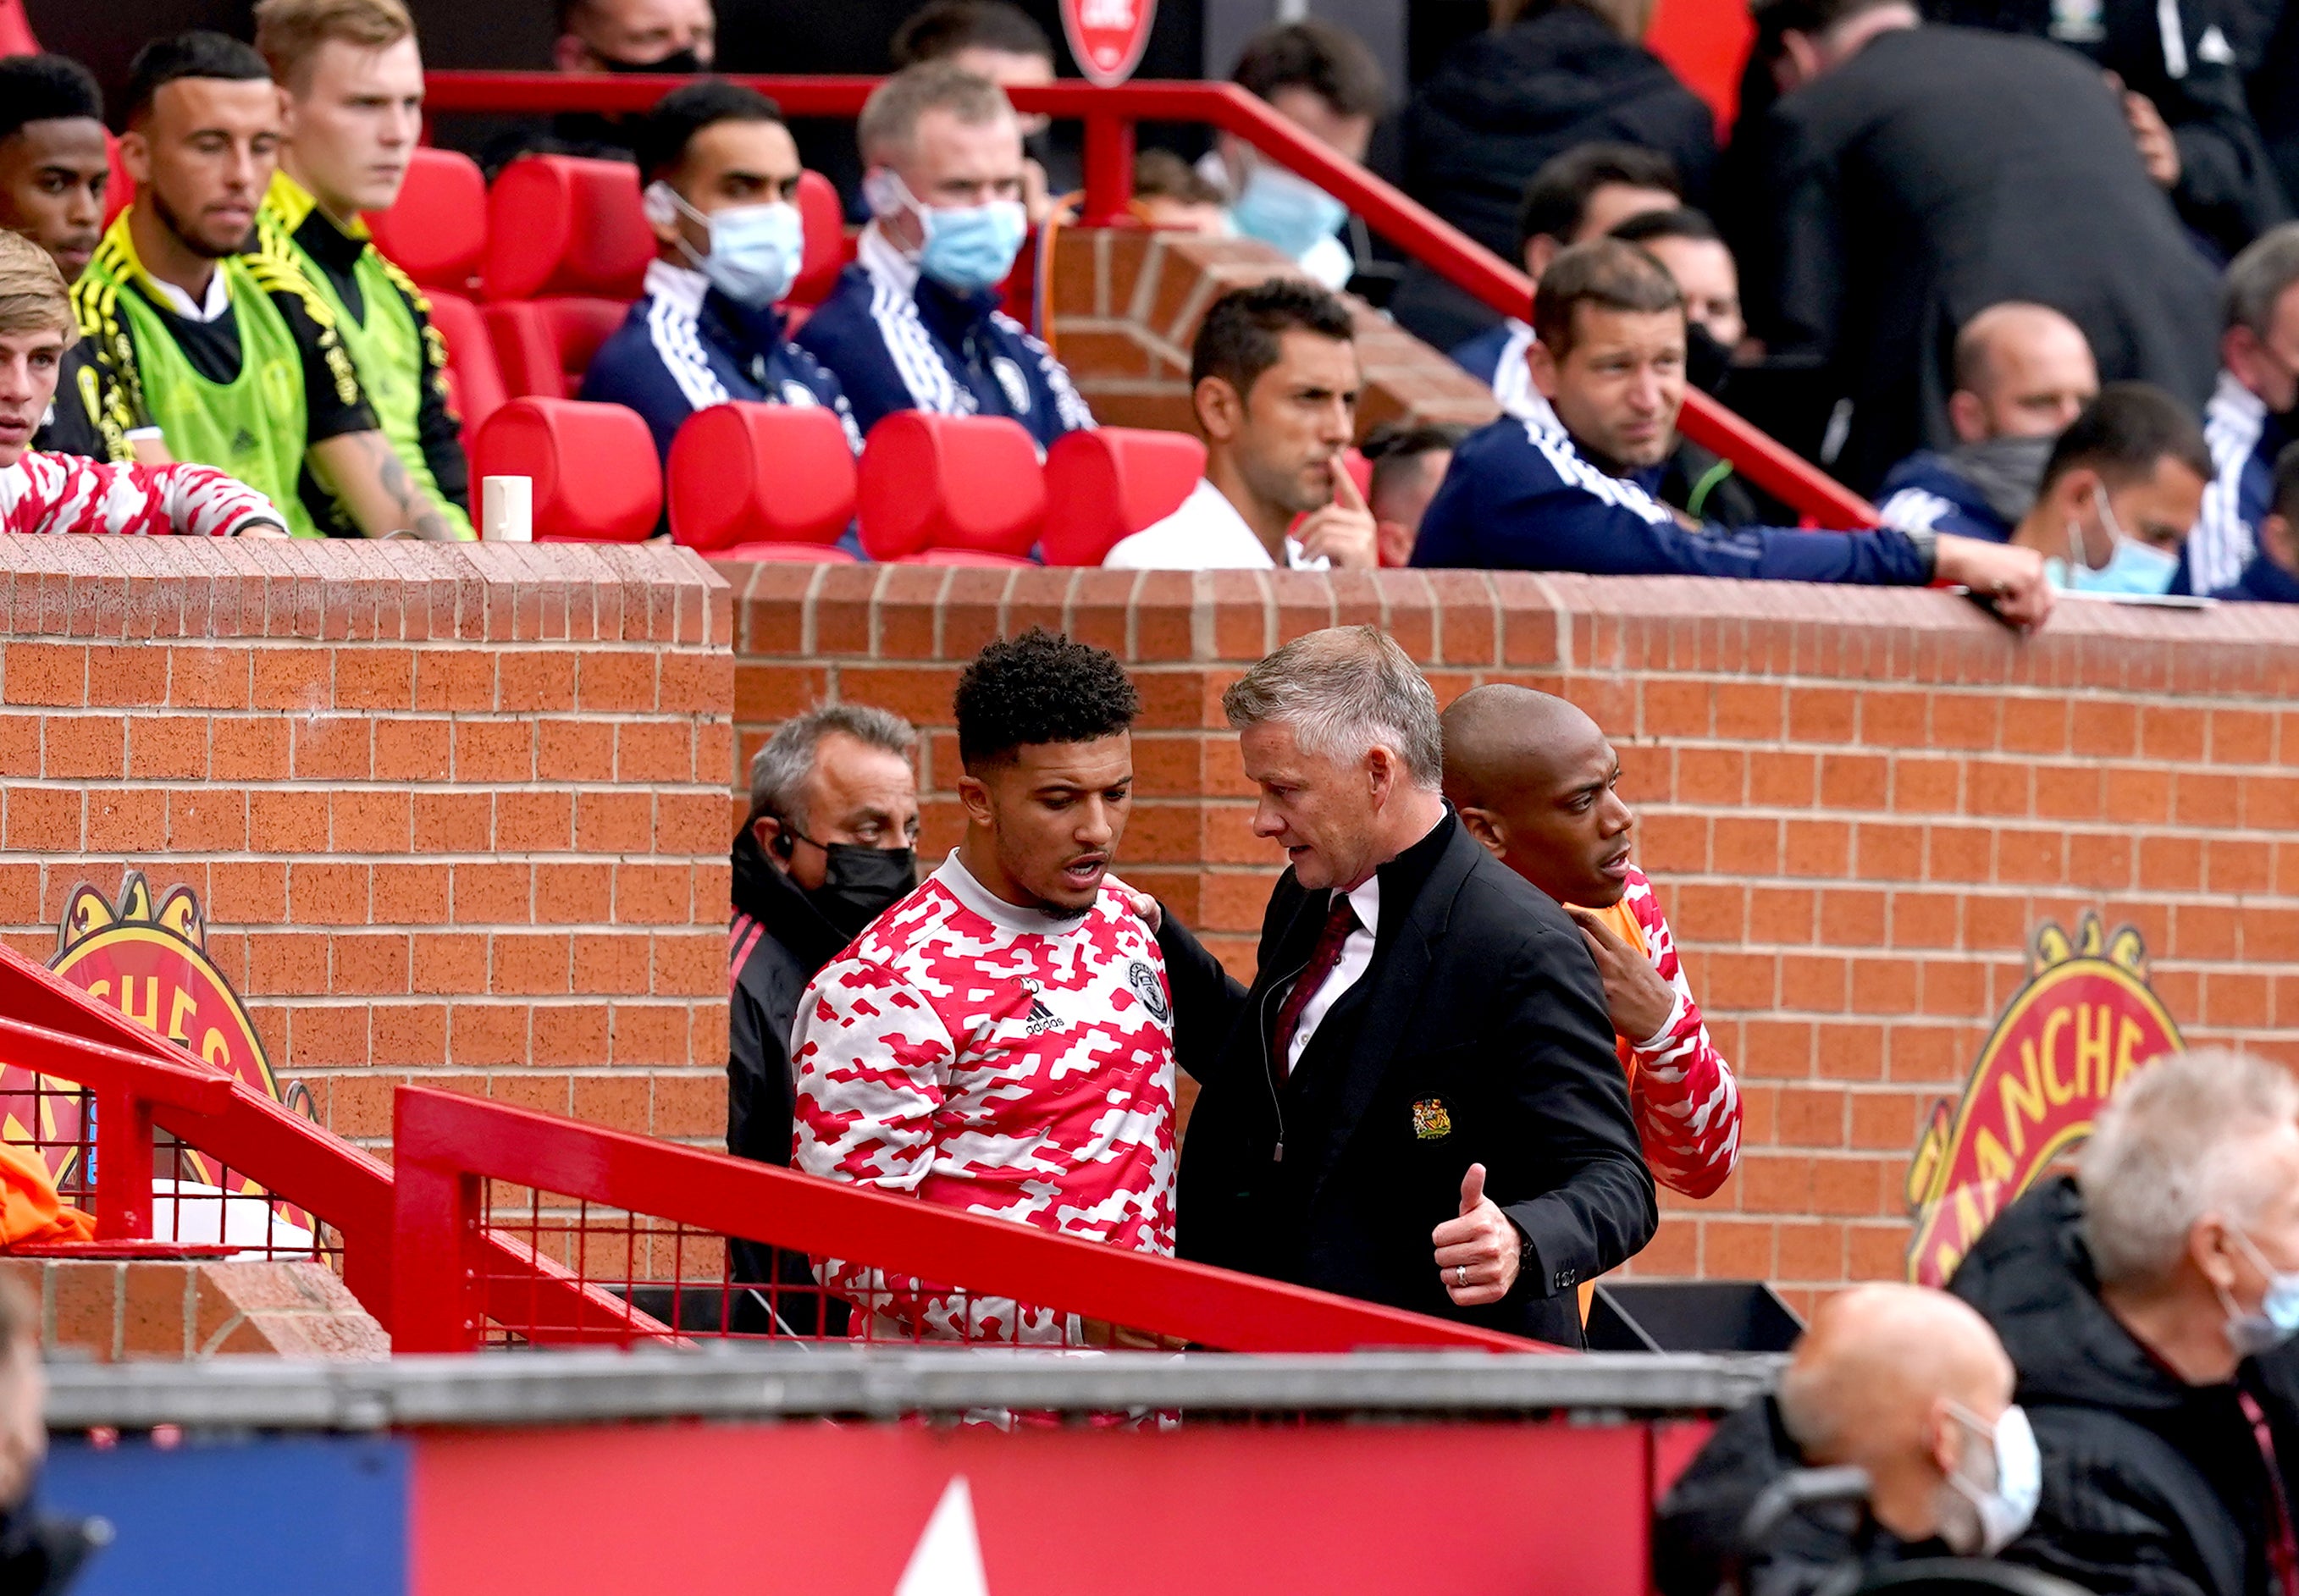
[1431, 1162, 1521, 1307]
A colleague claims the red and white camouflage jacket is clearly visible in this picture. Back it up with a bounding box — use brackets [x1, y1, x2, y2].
[790, 851, 1177, 1344]
[1593, 863, 1743, 1199]
[0, 450, 282, 538]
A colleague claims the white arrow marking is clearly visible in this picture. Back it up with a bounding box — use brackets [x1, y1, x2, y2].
[895, 1475, 989, 1596]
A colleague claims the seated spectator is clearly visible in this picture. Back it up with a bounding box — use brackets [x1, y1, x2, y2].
[1412, 242, 2053, 625]
[1735, 0, 2219, 495]
[1950, 1049, 2299, 1596]
[581, 81, 859, 467]
[790, 632, 1175, 1345]
[0, 1274, 102, 1593]
[1608, 207, 1745, 359]
[2186, 224, 2299, 596]
[1656, 1282, 2033, 1594]
[2213, 439, 2299, 602]
[257, 0, 473, 541]
[0, 55, 158, 466]
[482, 0, 715, 174]
[1103, 279, 1375, 571]
[2000, 383, 2209, 596]
[1362, 420, 1467, 566]
[1396, 0, 1716, 352]
[890, 1, 1067, 222]
[0, 229, 287, 536]
[75, 33, 454, 541]
[1130, 150, 1228, 235]
[797, 64, 1094, 446]
[1204, 22, 1386, 294]
[1877, 303, 2100, 545]
[1442, 686, 1740, 1199]
[1451, 144, 1682, 422]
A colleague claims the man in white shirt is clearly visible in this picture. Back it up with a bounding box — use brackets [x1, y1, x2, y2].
[1104, 278, 1378, 571]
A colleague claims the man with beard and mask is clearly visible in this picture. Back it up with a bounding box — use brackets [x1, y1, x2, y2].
[1951, 1048, 2299, 1596]
[790, 632, 1174, 1345]
[1655, 1282, 2036, 1596]
[796, 64, 1094, 446]
[2003, 384, 2210, 597]
[1878, 303, 2101, 546]
[480, 0, 715, 174]
[2186, 224, 2299, 596]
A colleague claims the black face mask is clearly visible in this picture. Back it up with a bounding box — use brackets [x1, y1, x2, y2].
[798, 841, 918, 938]
[1683, 321, 1733, 397]
[594, 46, 705, 75]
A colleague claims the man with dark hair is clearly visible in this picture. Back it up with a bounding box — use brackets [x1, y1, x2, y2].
[582, 80, 858, 467]
[1415, 240, 2053, 624]
[2185, 224, 2299, 596]
[1211, 22, 1386, 291]
[482, 0, 715, 173]
[1611, 207, 1743, 353]
[75, 32, 455, 542]
[2213, 440, 2299, 603]
[1733, 0, 2219, 494]
[1362, 420, 1468, 566]
[889, 1, 1067, 221]
[1999, 383, 2211, 595]
[1451, 143, 1683, 420]
[1104, 279, 1375, 570]
[791, 630, 1177, 1345]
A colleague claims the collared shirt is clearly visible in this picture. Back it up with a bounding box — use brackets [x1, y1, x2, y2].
[1103, 478, 1326, 570]
[1285, 871, 1381, 1075]
[143, 265, 232, 323]
[2191, 367, 2282, 595]
[1450, 318, 1561, 430]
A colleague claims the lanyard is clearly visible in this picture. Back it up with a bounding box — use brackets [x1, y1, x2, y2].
[2239, 1388, 2299, 1596]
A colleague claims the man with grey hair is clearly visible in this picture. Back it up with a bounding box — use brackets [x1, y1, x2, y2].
[1951, 1047, 2299, 1596]
[1153, 625, 1652, 1346]
[2188, 225, 2299, 595]
[795, 61, 1093, 445]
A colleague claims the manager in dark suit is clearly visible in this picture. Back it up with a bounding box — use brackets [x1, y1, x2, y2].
[1155, 627, 1655, 1347]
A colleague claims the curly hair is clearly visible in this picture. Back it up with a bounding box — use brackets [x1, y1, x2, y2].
[954, 629, 1140, 769]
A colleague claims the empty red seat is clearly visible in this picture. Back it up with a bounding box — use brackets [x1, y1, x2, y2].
[481, 156, 652, 400]
[1040, 428, 1207, 566]
[668, 402, 856, 561]
[468, 398, 660, 542]
[367, 147, 487, 296]
[857, 412, 1044, 563]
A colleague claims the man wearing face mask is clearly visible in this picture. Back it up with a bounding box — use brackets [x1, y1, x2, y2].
[795, 64, 1094, 446]
[1877, 304, 2100, 548]
[1951, 1048, 2299, 1596]
[581, 81, 859, 469]
[1656, 1283, 2036, 1595]
[2002, 383, 2210, 599]
[480, 0, 714, 175]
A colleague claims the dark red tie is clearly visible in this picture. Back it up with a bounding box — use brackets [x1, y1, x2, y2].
[1268, 894, 1361, 1083]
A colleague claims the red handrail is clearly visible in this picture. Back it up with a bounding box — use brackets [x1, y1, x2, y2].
[390, 1085, 1543, 1356]
[423, 70, 1876, 528]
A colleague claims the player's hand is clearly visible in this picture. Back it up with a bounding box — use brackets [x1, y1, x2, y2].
[2108, 73, 2181, 188]
[1564, 903, 1676, 1043]
[1934, 535, 2053, 631]
[1293, 456, 1379, 570]
[1433, 1163, 1520, 1306]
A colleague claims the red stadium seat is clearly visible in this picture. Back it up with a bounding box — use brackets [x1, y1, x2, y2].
[667, 402, 855, 559]
[0, 0, 37, 55]
[102, 132, 130, 229]
[481, 155, 652, 400]
[366, 147, 487, 295]
[482, 298, 628, 400]
[856, 412, 1045, 562]
[788, 169, 845, 309]
[423, 292, 507, 448]
[1041, 427, 1207, 566]
[468, 398, 660, 542]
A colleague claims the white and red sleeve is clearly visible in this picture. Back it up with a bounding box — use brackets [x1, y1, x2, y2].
[1620, 868, 1743, 1199]
[0, 451, 283, 537]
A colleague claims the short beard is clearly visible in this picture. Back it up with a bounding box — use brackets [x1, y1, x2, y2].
[151, 191, 245, 261]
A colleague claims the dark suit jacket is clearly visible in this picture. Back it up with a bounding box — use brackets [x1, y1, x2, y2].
[1158, 815, 1655, 1348]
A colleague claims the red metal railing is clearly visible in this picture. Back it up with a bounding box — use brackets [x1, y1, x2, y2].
[423, 70, 1876, 529]
[390, 1084, 1543, 1356]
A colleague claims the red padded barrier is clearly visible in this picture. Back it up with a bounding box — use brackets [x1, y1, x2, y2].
[424, 291, 507, 446]
[668, 402, 855, 552]
[789, 170, 845, 309]
[722, 542, 859, 563]
[484, 155, 651, 301]
[367, 146, 488, 294]
[857, 412, 1045, 561]
[469, 398, 661, 542]
[1042, 427, 1205, 566]
[482, 298, 628, 401]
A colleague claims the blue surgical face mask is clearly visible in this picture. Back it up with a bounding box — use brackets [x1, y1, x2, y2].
[1230, 158, 1348, 262]
[2221, 1224, 2299, 1356]
[2053, 484, 2181, 595]
[870, 170, 1027, 296]
[652, 182, 804, 308]
[1938, 1401, 2041, 1557]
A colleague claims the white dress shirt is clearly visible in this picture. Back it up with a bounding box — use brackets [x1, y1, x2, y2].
[1284, 872, 1382, 1075]
[1103, 478, 1327, 571]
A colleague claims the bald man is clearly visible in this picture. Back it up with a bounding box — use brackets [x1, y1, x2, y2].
[1877, 303, 2101, 545]
[1441, 685, 1739, 1199]
[1656, 1284, 2036, 1594]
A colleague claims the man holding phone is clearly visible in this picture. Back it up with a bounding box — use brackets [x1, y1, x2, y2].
[1104, 278, 1379, 570]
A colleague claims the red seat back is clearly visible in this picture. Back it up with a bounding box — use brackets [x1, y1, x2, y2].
[484, 155, 651, 302]
[857, 412, 1045, 561]
[102, 131, 130, 229]
[789, 170, 845, 309]
[1041, 427, 1207, 566]
[468, 398, 660, 542]
[0, 0, 38, 55]
[482, 298, 628, 401]
[367, 147, 488, 295]
[423, 290, 507, 448]
[668, 402, 855, 550]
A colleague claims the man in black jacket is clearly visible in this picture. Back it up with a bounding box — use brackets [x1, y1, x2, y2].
[1950, 1047, 2299, 1596]
[1154, 626, 1653, 1346]
[1735, 0, 2219, 494]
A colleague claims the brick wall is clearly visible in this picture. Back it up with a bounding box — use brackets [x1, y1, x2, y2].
[0, 1257, 387, 1361]
[0, 535, 732, 1159]
[720, 562, 2299, 1309]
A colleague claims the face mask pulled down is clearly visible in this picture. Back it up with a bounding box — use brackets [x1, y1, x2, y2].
[2220, 1224, 2299, 1357]
[649, 181, 804, 309]
[867, 168, 1027, 296]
